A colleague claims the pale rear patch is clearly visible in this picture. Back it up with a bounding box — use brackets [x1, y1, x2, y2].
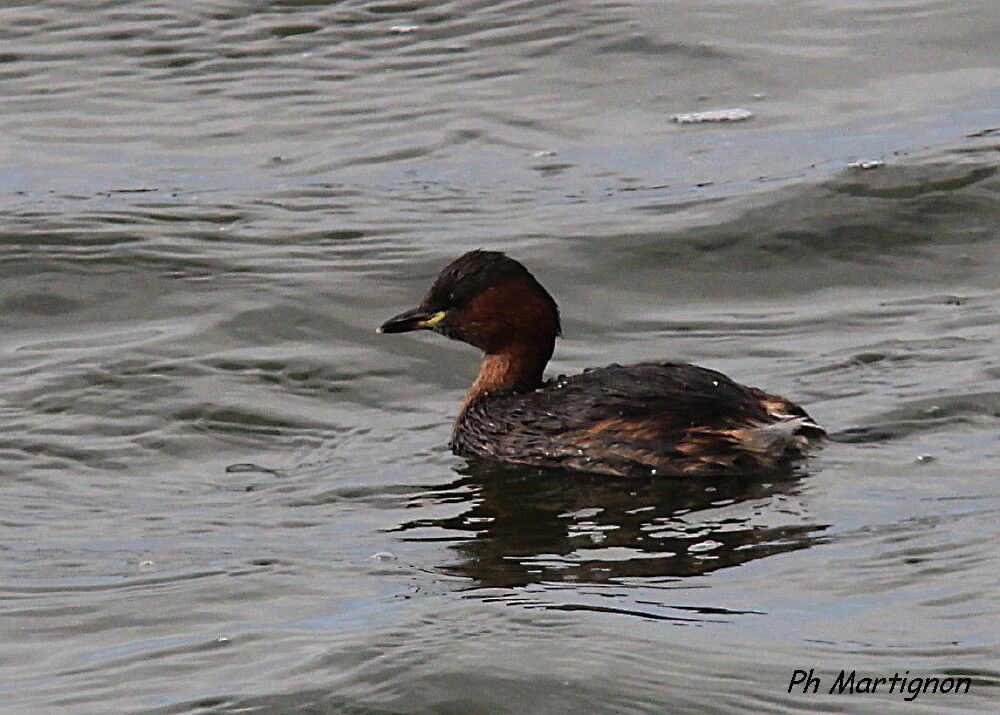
[732, 417, 823, 458]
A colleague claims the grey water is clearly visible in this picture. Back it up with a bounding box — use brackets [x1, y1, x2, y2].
[1, 0, 998, 712]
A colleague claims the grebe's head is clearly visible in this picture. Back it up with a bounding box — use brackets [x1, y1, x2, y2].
[377, 250, 560, 353]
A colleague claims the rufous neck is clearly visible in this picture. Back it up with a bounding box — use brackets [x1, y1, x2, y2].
[463, 339, 553, 406]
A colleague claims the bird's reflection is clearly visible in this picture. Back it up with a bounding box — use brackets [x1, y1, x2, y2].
[393, 462, 828, 588]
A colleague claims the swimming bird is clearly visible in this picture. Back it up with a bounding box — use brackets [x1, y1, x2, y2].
[378, 250, 824, 477]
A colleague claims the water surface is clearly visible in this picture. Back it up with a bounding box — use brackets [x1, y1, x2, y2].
[1, 0, 998, 711]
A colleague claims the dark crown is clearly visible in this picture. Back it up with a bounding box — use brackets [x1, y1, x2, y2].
[424, 251, 550, 310]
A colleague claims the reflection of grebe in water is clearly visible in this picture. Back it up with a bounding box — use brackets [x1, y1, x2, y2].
[393, 463, 827, 589]
[379, 251, 824, 477]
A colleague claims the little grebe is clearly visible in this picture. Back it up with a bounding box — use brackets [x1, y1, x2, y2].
[378, 250, 824, 477]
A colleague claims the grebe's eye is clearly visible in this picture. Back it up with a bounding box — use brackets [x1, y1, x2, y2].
[448, 291, 456, 303]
